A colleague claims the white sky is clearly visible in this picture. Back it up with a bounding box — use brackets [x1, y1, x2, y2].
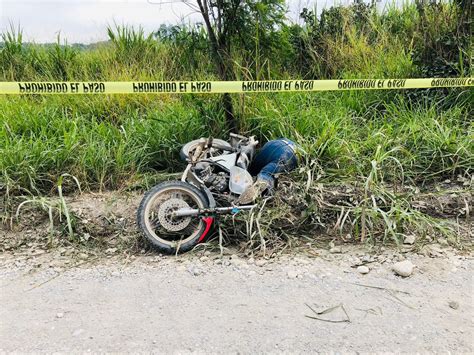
[0, 0, 401, 44]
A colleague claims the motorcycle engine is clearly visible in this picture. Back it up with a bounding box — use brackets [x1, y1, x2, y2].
[195, 163, 229, 193]
[210, 172, 228, 192]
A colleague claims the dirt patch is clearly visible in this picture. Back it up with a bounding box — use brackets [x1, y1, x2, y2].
[1, 180, 472, 255]
[1, 191, 143, 253]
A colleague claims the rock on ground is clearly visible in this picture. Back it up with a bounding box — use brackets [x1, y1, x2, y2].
[392, 260, 414, 277]
[403, 235, 416, 245]
[357, 265, 370, 274]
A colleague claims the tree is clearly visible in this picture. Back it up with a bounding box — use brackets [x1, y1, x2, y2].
[195, 0, 238, 131]
[153, 0, 286, 132]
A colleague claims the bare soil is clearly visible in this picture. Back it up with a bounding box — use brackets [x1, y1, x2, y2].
[2, 180, 472, 255]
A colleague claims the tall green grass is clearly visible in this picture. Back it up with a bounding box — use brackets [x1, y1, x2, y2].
[1, 1, 472, 205]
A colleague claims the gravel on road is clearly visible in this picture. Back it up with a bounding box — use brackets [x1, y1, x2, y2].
[0, 249, 472, 353]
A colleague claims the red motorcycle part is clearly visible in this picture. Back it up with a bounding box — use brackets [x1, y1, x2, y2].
[198, 217, 214, 242]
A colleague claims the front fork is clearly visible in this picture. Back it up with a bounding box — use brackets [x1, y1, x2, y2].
[173, 204, 256, 218]
[180, 163, 256, 241]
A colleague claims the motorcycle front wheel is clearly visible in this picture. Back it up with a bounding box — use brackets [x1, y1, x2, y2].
[137, 181, 211, 254]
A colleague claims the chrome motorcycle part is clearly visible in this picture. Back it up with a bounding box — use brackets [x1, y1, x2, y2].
[157, 198, 192, 232]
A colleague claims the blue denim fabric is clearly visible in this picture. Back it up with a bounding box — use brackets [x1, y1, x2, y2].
[248, 139, 298, 186]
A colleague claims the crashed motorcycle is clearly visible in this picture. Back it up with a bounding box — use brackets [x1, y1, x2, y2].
[137, 134, 258, 254]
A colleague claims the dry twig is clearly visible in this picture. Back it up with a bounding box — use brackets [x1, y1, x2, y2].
[305, 303, 351, 323]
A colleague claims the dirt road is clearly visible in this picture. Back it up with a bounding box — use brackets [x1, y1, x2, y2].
[0, 248, 472, 353]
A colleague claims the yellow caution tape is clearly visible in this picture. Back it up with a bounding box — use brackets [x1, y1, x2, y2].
[0, 78, 472, 94]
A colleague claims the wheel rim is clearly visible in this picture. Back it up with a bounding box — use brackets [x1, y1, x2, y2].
[143, 186, 205, 248]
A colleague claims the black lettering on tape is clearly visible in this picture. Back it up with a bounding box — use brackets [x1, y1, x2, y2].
[82, 82, 104, 93]
[19, 82, 68, 93]
[387, 79, 406, 88]
[431, 78, 467, 87]
[133, 82, 177, 93]
[242, 81, 282, 92]
[191, 82, 211, 93]
[294, 80, 314, 90]
[338, 79, 376, 90]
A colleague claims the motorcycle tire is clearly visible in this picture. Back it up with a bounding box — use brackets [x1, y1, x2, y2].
[179, 138, 232, 162]
[137, 181, 212, 254]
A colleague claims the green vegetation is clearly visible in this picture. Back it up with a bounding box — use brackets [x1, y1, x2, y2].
[1, 1, 472, 246]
